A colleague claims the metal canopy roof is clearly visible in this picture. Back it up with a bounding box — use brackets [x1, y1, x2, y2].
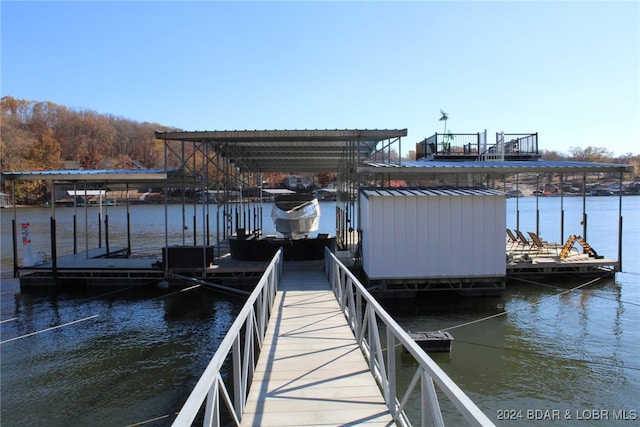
[0, 168, 183, 185]
[361, 187, 505, 198]
[155, 129, 408, 173]
[359, 160, 634, 175]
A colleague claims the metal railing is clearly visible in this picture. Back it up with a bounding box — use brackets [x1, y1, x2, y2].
[172, 246, 493, 426]
[480, 133, 539, 161]
[324, 247, 495, 426]
[416, 133, 481, 159]
[171, 249, 282, 427]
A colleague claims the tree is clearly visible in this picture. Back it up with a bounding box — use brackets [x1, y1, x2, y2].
[569, 146, 612, 162]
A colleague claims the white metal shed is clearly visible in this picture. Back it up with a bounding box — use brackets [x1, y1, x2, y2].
[359, 188, 506, 281]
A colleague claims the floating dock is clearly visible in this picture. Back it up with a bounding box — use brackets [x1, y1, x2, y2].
[3, 129, 630, 293]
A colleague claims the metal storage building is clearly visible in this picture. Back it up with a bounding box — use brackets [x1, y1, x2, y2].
[359, 188, 506, 282]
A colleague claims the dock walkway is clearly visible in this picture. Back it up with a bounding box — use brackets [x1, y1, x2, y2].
[240, 262, 393, 426]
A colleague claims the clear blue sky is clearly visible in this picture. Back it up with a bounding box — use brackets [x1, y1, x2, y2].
[2, 1, 639, 156]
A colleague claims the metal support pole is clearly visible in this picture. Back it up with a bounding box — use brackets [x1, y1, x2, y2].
[582, 174, 587, 243]
[560, 174, 565, 244]
[126, 183, 131, 256]
[98, 211, 102, 248]
[12, 219, 18, 278]
[535, 175, 540, 236]
[515, 173, 520, 231]
[50, 217, 57, 277]
[105, 214, 110, 256]
[618, 172, 623, 271]
[73, 181, 78, 253]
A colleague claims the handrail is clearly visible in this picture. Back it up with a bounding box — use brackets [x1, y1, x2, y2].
[171, 249, 283, 427]
[324, 247, 495, 426]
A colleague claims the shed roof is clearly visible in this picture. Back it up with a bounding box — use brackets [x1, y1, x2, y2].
[361, 187, 505, 198]
[359, 160, 633, 175]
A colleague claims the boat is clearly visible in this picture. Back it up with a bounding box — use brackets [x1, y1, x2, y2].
[271, 193, 320, 239]
[229, 192, 334, 261]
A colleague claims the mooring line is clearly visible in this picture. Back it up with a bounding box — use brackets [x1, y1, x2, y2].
[0, 315, 99, 344]
[510, 275, 640, 307]
[1, 317, 17, 324]
[150, 284, 201, 301]
[441, 275, 607, 332]
[125, 412, 178, 427]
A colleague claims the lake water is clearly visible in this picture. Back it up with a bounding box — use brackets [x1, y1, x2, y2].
[1, 197, 638, 426]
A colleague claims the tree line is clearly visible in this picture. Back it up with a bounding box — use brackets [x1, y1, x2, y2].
[1, 96, 172, 172]
[1, 96, 637, 204]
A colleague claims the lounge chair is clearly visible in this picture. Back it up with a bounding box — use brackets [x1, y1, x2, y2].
[527, 231, 556, 256]
[514, 230, 534, 251]
[506, 229, 519, 250]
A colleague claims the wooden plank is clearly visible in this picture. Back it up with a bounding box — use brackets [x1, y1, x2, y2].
[241, 264, 392, 426]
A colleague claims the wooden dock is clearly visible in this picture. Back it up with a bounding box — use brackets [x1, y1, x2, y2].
[240, 262, 393, 426]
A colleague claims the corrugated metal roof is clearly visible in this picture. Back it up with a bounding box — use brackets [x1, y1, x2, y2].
[1, 168, 182, 183]
[361, 187, 505, 198]
[155, 129, 408, 173]
[359, 160, 633, 174]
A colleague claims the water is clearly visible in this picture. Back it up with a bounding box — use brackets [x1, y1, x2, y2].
[389, 196, 640, 425]
[1, 197, 639, 426]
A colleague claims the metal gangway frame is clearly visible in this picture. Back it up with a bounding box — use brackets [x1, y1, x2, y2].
[171, 247, 494, 426]
[171, 249, 283, 427]
[324, 248, 495, 427]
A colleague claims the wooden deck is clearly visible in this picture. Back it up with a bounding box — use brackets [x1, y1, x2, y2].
[240, 262, 393, 426]
[506, 251, 618, 276]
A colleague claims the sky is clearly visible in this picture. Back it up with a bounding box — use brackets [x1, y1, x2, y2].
[2, 1, 639, 157]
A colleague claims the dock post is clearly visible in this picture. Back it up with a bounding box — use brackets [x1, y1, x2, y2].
[105, 215, 110, 257]
[535, 175, 540, 236]
[618, 172, 623, 271]
[127, 212, 131, 256]
[98, 212, 102, 248]
[582, 174, 587, 243]
[560, 174, 565, 244]
[50, 217, 57, 277]
[12, 220, 18, 277]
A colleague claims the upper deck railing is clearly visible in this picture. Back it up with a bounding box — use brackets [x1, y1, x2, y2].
[416, 132, 538, 162]
[171, 248, 494, 426]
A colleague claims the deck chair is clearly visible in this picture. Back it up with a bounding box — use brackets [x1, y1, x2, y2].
[527, 231, 556, 256]
[514, 230, 534, 251]
[506, 229, 520, 250]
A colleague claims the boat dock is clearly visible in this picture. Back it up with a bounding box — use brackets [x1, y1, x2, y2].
[13, 234, 618, 290]
[3, 129, 630, 292]
[240, 262, 393, 426]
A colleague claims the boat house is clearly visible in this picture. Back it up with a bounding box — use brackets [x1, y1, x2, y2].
[2, 128, 633, 291]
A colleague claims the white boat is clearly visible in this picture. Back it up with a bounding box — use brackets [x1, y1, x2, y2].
[271, 193, 320, 239]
